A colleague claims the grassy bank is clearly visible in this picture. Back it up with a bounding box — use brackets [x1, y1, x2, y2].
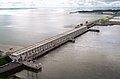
[0, 55, 12, 67]
[0, 56, 12, 78]
[95, 16, 113, 24]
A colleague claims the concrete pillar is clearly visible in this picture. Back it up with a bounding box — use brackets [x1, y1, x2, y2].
[39, 46, 41, 52]
[46, 44, 48, 49]
[50, 42, 52, 47]
[43, 45, 46, 50]
[36, 47, 39, 53]
[47, 43, 49, 49]
[41, 46, 43, 51]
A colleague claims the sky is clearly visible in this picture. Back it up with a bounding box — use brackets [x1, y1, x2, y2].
[0, 0, 120, 8]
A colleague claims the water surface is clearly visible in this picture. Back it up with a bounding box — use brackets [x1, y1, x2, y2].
[16, 25, 120, 79]
[0, 8, 107, 51]
[0, 8, 120, 79]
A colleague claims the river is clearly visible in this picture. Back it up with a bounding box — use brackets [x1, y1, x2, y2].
[1, 8, 120, 79]
[0, 8, 107, 51]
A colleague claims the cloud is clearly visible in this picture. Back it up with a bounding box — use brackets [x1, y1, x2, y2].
[76, 0, 120, 7]
[0, 0, 120, 8]
[100, 0, 119, 2]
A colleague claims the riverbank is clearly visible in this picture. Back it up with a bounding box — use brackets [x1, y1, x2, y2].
[93, 15, 120, 26]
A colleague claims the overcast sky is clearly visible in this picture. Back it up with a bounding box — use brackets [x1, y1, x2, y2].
[0, 0, 119, 8]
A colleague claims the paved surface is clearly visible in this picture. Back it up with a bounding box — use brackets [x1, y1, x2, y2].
[0, 62, 23, 74]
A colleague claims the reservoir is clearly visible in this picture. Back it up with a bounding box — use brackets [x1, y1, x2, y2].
[0, 8, 120, 79]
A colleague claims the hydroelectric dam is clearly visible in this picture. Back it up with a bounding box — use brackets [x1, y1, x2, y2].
[9, 22, 95, 62]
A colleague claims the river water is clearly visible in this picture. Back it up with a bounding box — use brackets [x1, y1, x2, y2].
[16, 25, 120, 79]
[0, 8, 107, 51]
[1, 8, 120, 79]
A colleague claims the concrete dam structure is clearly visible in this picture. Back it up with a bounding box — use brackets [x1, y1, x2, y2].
[9, 23, 95, 62]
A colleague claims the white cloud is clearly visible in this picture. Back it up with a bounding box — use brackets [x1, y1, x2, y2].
[111, 1, 120, 6]
[0, 0, 120, 8]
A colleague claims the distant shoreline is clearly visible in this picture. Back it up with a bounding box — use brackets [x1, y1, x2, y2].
[70, 9, 120, 15]
[0, 8, 37, 10]
[77, 9, 120, 12]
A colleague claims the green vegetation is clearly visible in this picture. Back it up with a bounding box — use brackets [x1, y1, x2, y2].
[0, 55, 12, 66]
[0, 76, 9, 79]
[95, 16, 113, 24]
[0, 75, 22, 79]
[0, 56, 12, 78]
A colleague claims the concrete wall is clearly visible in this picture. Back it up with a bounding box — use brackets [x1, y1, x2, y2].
[10, 26, 88, 62]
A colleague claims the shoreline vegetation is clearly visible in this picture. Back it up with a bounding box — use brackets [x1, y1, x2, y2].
[95, 16, 120, 26]
[78, 9, 120, 13]
[0, 55, 12, 67]
[70, 9, 120, 15]
[95, 16, 113, 25]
